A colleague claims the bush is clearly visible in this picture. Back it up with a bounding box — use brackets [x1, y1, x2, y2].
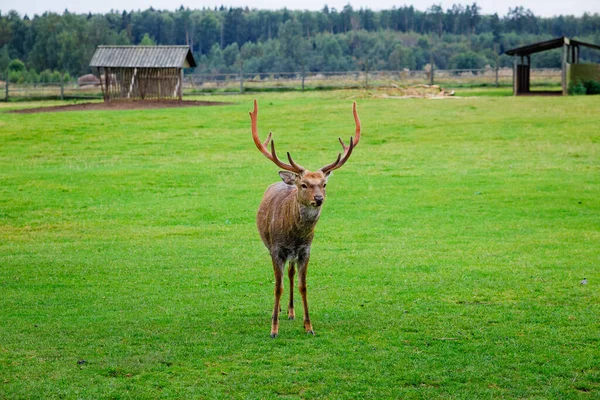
[582, 80, 600, 95]
[449, 51, 487, 70]
[8, 59, 26, 72]
[39, 69, 53, 83]
[568, 80, 586, 95]
[51, 71, 62, 83]
[8, 70, 25, 83]
[27, 70, 40, 84]
[569, 79, 600, 95]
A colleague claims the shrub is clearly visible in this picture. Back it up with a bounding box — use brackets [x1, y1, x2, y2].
[582, 80, 600, 95]
[449, 51, 487, 70]
[27, 70, 40, 84]
[8, 59, 26, 72]
[570, 79, 600, 95]
[568, 80, 586, 95]
[51, 71, 62, 83]
[39, 69, 53, 83]
[8, 70, 26, 83]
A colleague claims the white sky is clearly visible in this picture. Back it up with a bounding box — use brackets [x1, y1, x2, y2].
[2, 0, 599, 18]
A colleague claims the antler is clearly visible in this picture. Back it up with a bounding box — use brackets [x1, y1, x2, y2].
[320, 102, 361, 174]
[250, 99, 305, 174]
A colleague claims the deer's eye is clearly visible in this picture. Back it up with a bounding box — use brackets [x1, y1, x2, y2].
[323, 183, 327, 188]
[301, 184, 308, 189]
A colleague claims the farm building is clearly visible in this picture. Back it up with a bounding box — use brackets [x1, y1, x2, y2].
[506, 37, 600, 96]
[89, 45, 196, 101]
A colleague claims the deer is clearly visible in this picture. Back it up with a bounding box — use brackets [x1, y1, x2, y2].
[249, 99, 361, 338]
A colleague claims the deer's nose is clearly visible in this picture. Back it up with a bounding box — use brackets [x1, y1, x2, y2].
[314, 195, 324, 205]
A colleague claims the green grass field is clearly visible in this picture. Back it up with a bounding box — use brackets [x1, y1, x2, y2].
[1, 91, 599, 398]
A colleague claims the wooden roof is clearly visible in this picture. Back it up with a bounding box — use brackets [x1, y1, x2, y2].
[90, 46, 197, 68]
[505, 37, 600, 56]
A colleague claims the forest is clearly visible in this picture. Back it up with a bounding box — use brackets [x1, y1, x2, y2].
[1, 4, 600, 83]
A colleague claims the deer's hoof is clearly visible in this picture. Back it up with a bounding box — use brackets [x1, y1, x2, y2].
[270, 333, 278, 339]
[288, 316, 295, 320]
[306, 330, 315, 335]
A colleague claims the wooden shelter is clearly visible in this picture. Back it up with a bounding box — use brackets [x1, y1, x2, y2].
[89, 46, 196, 101]
[506, 37, 600, 96]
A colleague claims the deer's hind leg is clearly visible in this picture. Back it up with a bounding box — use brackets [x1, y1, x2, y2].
[287, 261, 296, 320]
[298, 252, 314, 335]
[270, 256, 285, 338]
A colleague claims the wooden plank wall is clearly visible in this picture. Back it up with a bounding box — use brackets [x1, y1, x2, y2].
[98, 67, 181, 101]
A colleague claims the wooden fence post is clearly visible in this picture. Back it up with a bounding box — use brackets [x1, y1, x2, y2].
[365, 58, 369, 90]
[4, 78, 8, 102]
[495, 66, 499, 87]
[239, 63, 244, 94]
[494, 44, 499, 87]
[561, 42, 568, 95]
[60, 73, 64, 100]
[429, 51, 435, 85]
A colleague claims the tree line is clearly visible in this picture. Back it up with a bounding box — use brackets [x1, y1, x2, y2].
[1, 5, 599, 83]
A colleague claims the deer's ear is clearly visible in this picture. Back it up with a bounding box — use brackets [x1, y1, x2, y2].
[279, 171, 298, 185]
[324, 171, 333, 179]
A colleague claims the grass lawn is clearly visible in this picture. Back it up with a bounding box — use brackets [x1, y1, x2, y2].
[1, 91, 599, 398]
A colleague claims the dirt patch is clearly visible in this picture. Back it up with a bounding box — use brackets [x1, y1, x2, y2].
[9, 100, 232, 114]
[373, 84, 456, 99]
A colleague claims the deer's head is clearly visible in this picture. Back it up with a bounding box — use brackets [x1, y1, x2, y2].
[250, 99, 361, 208]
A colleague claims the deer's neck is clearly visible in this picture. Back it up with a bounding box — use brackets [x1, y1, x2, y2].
[298, 203, 321, 224]
[291, 199, 321, 233]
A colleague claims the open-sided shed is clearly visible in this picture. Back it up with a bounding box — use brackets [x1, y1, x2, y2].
[90, 45, 197, 101]
[506, 37, 600, 96]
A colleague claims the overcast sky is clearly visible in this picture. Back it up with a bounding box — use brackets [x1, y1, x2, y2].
[2, 0, 599, 18]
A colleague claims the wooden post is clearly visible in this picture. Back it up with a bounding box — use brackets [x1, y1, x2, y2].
[562, 43, 568, 96]
[364, 58, 369, 90]
[429, 51, 435, 85]
[158, 69, 162, 99]
[301, 66, 305, 92]
[495, 66, 499, 87]
[513, 56, 518, 96]
[179, 68, 183, 101]
[239, 62, 244, 94]
[526, 55, 531, 93]
[104, 68, 110, 102]
[494, 43, 499, 87]
[60, 73, 64, 100]
[4, 77, 8, 102]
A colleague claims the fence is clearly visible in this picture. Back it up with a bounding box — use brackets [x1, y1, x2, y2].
[187, 68, 561, 93]
[2, 81, 103, 101]
[2, 68, 562, 101]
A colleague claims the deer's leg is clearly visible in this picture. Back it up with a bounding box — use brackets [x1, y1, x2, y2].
[287, 262, 296, 320]
[298, 252, 314, 335]
[270, 256, 285, 338]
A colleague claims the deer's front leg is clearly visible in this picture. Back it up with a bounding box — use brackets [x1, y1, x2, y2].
[270, 255, 285, 338]
[287, 262, 296, 320]
[298, 250, 314, 335]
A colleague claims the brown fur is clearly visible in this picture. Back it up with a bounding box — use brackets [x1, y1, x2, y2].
[257, 170, 329, 337]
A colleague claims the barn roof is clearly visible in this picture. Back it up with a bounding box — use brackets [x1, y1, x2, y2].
[90, 45, 197, 68]
[505, 37, 600, 56]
